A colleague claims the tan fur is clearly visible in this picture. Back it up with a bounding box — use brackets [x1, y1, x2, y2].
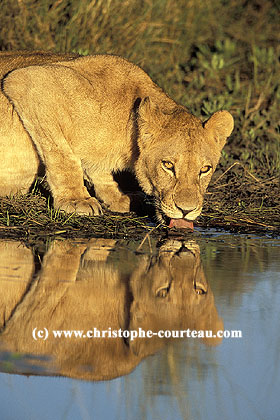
[0, 52, 234, 220]
[0, 239, 223, 381]
[0, 241, 34, 326]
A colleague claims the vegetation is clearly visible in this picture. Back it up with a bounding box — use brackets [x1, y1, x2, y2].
[0, 0, 279, 237]
[0, 192, 165, 240]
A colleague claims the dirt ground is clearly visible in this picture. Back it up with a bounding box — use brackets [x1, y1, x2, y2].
[198, 163, 280, 235]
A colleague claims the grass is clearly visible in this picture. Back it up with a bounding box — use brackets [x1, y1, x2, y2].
[0, 0, 279, 237]
[0, 192, 166, 240]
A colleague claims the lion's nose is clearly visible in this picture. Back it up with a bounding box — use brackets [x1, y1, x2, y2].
[178, 207, 196, 218]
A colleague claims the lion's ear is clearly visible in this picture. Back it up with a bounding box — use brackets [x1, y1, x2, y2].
[204, 110, 234, 148]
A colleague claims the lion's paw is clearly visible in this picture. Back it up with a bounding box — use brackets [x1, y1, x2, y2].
[106, 195, 131, 213]
[56, 197, 103, 216]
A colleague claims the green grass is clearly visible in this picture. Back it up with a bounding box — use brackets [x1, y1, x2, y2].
[0, 0, 279, 236]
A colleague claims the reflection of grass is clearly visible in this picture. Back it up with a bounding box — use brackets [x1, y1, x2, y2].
[0, 351, 52, 374]
[199, 234, 280, 304]
[0, 0, 279, 234]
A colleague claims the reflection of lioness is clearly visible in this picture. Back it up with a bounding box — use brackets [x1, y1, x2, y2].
[0, 239, 223, 381]
[0, 51, 234, 224]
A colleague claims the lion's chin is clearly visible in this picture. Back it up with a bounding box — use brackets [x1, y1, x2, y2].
[168, 218, 194, 230]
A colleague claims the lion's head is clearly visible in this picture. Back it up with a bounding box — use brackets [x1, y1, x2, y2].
[135, 98, 234, 223]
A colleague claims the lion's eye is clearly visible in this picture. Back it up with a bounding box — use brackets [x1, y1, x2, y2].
[162, 160, 174, 172]
[193, 281, 207, 295]
[194, 286, 207, 295]
[200, 165, 212, 176]
[156, 285, 170, 298]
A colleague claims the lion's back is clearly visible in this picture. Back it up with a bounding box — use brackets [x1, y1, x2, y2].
[0, 51, 79, 78]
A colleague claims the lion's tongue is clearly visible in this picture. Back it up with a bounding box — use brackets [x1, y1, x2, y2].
[169, 218, 194, 230]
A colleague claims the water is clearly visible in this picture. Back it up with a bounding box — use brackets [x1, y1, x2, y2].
[0, 232, 279, 420]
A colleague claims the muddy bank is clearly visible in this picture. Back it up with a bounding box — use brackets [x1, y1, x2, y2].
[198, 162, 280, 235]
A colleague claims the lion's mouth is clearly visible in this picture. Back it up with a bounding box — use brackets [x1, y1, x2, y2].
[155, 202, 194, 230]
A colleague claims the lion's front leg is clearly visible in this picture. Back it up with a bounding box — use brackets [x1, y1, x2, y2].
[3, 66, 103, 216]
[45, 150, 102, 215]
[93, 173, 131, 213]
[23, 129, 103, 216]
[43, 147, 103, 216]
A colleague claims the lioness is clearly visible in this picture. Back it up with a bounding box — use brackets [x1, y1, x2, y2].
[0, 51, 234, 226]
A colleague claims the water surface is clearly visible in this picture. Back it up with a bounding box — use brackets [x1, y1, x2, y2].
[0, 232, 279, 420]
